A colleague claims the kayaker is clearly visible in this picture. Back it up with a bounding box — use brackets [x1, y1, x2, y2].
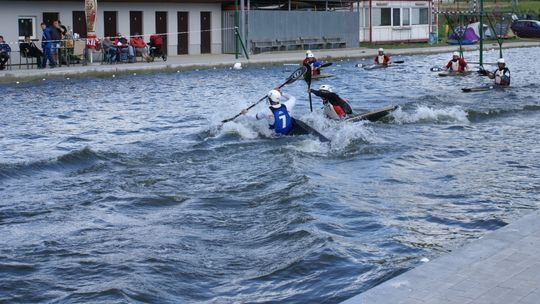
[374, 48, 391, 65]
[486, 58, 510, 86]
[445, 51, 468, 72]
[302, 50, 315, 65]
[306, 52, 321, 76]
[310, 84, 353, 119]
[241, 89, 306, 136]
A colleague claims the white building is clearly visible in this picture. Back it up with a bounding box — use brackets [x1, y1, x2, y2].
[356, 0, 433, 43]
[0, 0, 223, 63]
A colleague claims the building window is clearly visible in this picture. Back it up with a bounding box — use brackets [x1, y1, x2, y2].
[373, 8, 391, 26]
[402, 8, 410, 26]
[412, 8, 429, 25]
[18, 16, 36, 39]
[392, 8, 400, 26]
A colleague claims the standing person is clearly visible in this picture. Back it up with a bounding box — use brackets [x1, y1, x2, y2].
[0, 35, 11, 70]
[445, 51, 468, 72]
[41, 22, 57, 68]
[374, 48, 391, 65]
[240, 89, 306, 136]
[50, 20, 63, 64]
[19, 35, 44, 68]
[309, 84, 353, 119]
[486, 58, 510, 86]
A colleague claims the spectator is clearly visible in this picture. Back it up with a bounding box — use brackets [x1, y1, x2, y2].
[101, 36, 119, 63]
[20, 35, 44, 68]
[50, 20, 63, 62]
[114, 33, 135, 63]
[0, 35, 11, 70]
[130, 33, 149, 61]
[41, 22, 57, 68]
[149, 34, 166, 61]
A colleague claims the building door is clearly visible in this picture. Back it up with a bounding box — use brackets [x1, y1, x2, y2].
[177, 12, 189, 55]
[72, 11, 87, 38]
[43, 12, 59, 26]
[155, 12, 168, 55]
[200, 12, 211, 54]
[130, 11, 143, 36]
[103, 11, 117, 38]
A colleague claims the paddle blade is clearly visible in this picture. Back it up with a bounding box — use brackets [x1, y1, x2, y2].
[303, 63, 312, 87]
[320, 62, 333, 68]
[430, 67, 443, 72]
[393, 60, 405, 64]
[284, 65, 308, 86]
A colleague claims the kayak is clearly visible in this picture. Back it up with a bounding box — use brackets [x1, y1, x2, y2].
[363, 64, 389, 70]
[345, 105, 398, 123]
[438, 71, 473, 77]
[461, 85, 509, 93]
[290, 118, 330, 142]
[304, 73, 335, 81]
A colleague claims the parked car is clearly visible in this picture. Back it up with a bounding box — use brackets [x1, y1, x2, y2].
[511, 20, 540, 38]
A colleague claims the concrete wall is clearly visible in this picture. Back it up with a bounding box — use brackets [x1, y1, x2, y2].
[0, 0, 222, 63]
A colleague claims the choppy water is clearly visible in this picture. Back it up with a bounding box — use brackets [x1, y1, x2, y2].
[1, 47, 539, 303]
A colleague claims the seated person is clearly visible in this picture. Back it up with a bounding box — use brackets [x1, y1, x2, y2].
[0, 35, 11, 70]
[19, 35, 44, 68]
[445, 51, 468, 72]
[487, 58, 510, 86]
[114, 33, 135, 62]
[130, 33, 150, 61]
[102, 37, 119, 63]
[374, 48, 391, 65]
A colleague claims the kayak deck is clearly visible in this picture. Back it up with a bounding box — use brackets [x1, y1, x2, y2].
[461, 85, 509, 92]
[346, 105, 398, 123]
[438, 71, 473, 77]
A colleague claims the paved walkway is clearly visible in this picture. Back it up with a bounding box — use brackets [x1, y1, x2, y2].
[1, 40, 540, 84]
[342, 210, 540, 304]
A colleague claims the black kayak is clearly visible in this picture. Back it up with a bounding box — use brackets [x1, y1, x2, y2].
[461, 85, 509, 93]
[345, 105, 398, 123]
[290, 118, 330, 142]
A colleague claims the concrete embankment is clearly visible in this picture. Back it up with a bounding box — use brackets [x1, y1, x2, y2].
[1, 40, 540, 84]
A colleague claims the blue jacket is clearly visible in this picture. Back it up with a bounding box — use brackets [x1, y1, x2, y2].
[0, 42, 11, 54]
[42, 27, 53, 48]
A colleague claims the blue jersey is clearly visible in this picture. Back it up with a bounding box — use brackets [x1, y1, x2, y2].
[270, 105, 293, 135]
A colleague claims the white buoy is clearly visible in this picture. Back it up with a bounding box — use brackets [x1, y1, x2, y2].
[133, 73, 137, 76]
[233, 62, 242, 70]
[42, 78, 46, 81]
[16, 81, 20, 84]
[112, 74, 115, 78]
[66, 77, 70, 80]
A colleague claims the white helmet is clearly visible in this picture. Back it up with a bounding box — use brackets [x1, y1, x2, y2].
[319, 84, 333, 92]
[306, 50, 313, 57]
[497, 58, 505, 64]
[453, 51, 460, 57]
[378, 48, 384, 52]
[268, 89, 281, 106]
[307, 53, 315, 58]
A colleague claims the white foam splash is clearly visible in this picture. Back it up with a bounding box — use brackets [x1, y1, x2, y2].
[392, 105, 469, 124]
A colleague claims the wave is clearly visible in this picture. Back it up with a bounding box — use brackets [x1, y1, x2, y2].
[0, 147, 107, 180]
[392, 105, 469, 124]
[466, 104, 540, 122]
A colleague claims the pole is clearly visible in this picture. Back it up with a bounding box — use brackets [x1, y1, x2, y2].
[479, 0, 484, 66]
[234, 0, 239, 59]
[240, 0, 246, 53]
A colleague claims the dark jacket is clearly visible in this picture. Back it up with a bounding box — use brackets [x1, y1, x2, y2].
[310, 89, 353, 114]
[20, 41, 42, 57]
[0, 42, 11, 54]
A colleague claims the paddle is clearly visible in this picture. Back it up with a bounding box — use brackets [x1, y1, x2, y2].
[304, 63, 313, 112]
[430, 67, 443, 72]
[320, 62, 332, 68]
[392, 60, 405, 64]
[221, 65, 307, 124]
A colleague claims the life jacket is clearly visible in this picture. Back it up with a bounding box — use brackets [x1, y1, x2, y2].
[323, 102, 346, 120]
[494, 67, 510, 85]
[375, 55, 389, 64]
[269, 105, 293, 135]
[448, 59, 466, 72]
